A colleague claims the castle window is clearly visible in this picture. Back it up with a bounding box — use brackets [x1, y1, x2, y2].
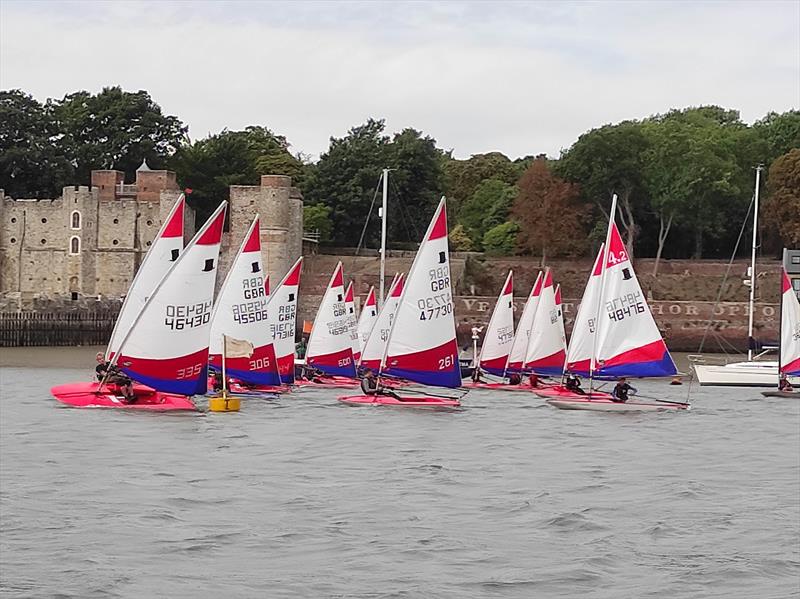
[40, 238, 46, 245]
[10, 217, 15, 223]
[69, 236, 80, 255]
[113, 218, 119, 224]
[146, 219, 153, 226]
[71, 211, 81, 230]
[9, 238, 15, 243]
[41, 218, 47, 224]
[71, 292, 78, 301]
[146, 241, 152, 247]
[112, 239, 119, 245]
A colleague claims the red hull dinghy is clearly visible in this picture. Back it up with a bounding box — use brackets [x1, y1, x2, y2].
[339, 198, 464, 409]
[51, 382, 197, 411]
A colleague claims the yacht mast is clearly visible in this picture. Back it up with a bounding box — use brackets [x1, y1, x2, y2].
[747, 166, 763, 361]
[379, 168, 389, 307]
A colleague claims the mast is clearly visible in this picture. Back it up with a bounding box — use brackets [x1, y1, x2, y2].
[589, 194, 617, 391]
[747, 166, 763, 361]
[379, 168, 389, 307]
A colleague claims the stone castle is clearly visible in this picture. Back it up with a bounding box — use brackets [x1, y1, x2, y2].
[0, 163, 304, 306]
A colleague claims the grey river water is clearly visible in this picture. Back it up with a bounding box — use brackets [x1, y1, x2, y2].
[1, 347, 798, 598]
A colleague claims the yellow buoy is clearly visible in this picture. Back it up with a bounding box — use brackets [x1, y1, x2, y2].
[208, 392, 241, 412]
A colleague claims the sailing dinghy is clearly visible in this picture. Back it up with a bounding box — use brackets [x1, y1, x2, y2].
[465, 271, 532, 392]
[344, 281, 361, 365]
[207, 217, 283, 394]
[539, 198, 688, 412]
[505, 272, 543, 374]
[762, 265, 800, 398]
[51, 203, 228, 410]
[358, 274, 403, 372]
[339, 197, 462, 407]
[300, 262, 358, 387]
[354, 286, 378, 363]
[524, 268, 567, 376]
[266, 257, 303, 385]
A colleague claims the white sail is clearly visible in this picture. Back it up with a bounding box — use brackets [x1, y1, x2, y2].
[114, 202, 227, 395]
[382, 198, 461, 388]
[106, 195, 185, 360]
[566, 245, 604, 376]
[506, 272, 542, 373]
[354, 286, 378, 362]
[208, 217, 280, 386]
[478, 270, 514, 376]
[305, 262, 356, 377]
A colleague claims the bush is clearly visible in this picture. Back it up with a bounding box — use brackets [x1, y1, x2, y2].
[483, 221, 520, 256]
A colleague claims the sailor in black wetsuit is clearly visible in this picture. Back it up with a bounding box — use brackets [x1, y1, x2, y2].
[95, 352, 135, 403]
[565, 373, 586, 395]
[611, 378, 637, 402]
[361, 369, 401, 400]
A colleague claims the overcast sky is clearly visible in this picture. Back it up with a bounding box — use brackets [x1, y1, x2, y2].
[1, 0, 798, 161]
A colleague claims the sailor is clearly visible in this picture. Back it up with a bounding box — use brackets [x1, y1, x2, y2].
[564, 373, 585, 395]
[95, 352, 135, 403]
[778, 374, 793, 392]
[361, 369, 401, 400]
[528, 373, 541, 388]
[507, 373, 522, 385]
[612, 377, 637, 402]
[471, 368, 484, 384]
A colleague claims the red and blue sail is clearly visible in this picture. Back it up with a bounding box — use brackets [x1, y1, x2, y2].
[306, 262, 357, 377]
[116, 203, 227, 395]
[382, 198, 461, 388]
[592, 223, 677, 379]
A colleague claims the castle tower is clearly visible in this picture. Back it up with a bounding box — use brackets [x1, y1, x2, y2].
[228, 175, 303, 284]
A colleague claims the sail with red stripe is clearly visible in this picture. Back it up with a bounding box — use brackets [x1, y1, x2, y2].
[382, 198, 460, 387]
[780, 267, 800, 377]
[566, 244, 604, 377]
[114, 202, 227, 395]
[106, 194, 185, 360]
[555, 284, 567, 362]
[505, 272, 543, 373]
[354, 286, 377, 363]
[306, 262, 356, 377]
[344, 281, 361, 364]
[479, 271, 514, 376]
[524, 269, 566, 375]
[267, 257, 303, 383]
[360, 274, 403, 371]
[593, 223, 677, 378]
[208, 217, 280, 386]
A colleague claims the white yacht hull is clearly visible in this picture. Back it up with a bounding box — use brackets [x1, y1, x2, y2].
[693, 362, 799, 387]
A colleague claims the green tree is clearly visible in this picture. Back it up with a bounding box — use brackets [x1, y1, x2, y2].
[303, 119, 390, 246]
[170, 126, 301, 223]
[555, 121, 650, 258]
[483, 221, 520, 256]
[458, 178, 516, 249]
[443, 152, 522, 218]
[303, 204, 333, 242]
[384, 128, 446, 243]
[52, 86, 187, 184]
[642, 107, 750, 259]
[0, 90, 74, 197]
[753, 110, 800, 163]
[448, 224, 474, 251]
[305, 120, 445, 246]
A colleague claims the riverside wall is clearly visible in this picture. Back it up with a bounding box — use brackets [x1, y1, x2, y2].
[294, 294, 778, 353]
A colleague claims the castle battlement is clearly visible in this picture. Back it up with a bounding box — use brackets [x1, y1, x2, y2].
[0, 167, 303, 306]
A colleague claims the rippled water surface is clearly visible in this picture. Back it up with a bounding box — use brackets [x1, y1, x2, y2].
[1, 348, 799, 598]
